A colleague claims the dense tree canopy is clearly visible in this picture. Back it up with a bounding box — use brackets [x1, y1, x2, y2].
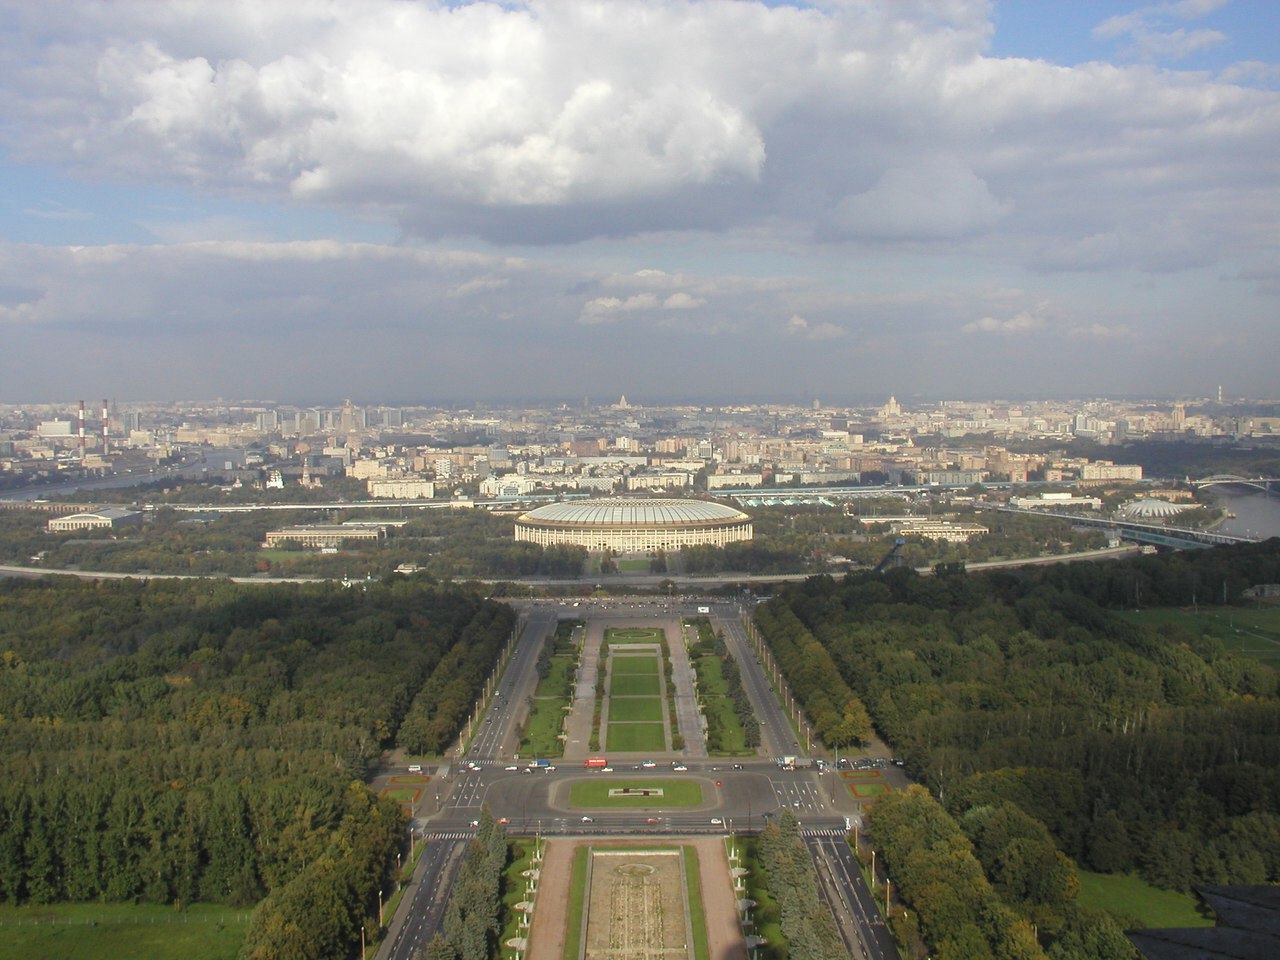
[0, 575, 513, 959]
[758, 539, 1280, 956]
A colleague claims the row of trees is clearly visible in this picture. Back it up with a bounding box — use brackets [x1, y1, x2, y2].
[422, 811, 509, 960]
[396, 602, 517, 755]
[755, 812, 845, 960]
[752, 603, 872, 748]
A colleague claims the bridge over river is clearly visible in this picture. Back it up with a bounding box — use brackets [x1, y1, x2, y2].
[996, 507, 1263, 550]
[1189, 475, 1280, 494]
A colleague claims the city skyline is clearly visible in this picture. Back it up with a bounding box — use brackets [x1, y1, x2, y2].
[1, 0, 1278, 403]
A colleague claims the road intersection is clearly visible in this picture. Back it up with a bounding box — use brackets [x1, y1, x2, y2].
[378, 597, 902, 960]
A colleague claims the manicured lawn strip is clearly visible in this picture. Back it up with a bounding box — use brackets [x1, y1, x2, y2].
[0, 903, 250, 960]
[608, 697, 665, 721]
[683, 846, 710, 960]
[606, 721, 666, 752]
[615, 557, 651, 572]
[499, 839, 537, 960]
[520, 639, 579, 757]
[380, 786, 421, 804]
[1076, 870, 1214, 929]
[522, 698, 567, 758]
[691, 652, 753, 756]
[740, 839, 785, 960]
[569, 779, 704, 808]
[609, 673, 662, 696]
[849, 782, 890, 799]
[540, 654, 578, 701]
[610, 656, 660, 675]
[607, 628, 664, 641]
[701, 694, 753, 755]
[388, 774, 430, 784]
[562, 846, 591, 960]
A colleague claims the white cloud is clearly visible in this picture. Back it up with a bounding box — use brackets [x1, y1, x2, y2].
[662, 292, 705, 309]
[578, 292, 659, 324]
[0, 0, 1269, 263]
[1068, 322, 1133, 339]
[1093, 1, 1228, 61]
[447, 277, 510, 298]
[785, 313, 845, 340]
[961, 312, 1046, 335]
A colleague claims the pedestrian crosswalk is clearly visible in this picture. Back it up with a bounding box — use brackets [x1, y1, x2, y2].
[424, 831, 476, 840]
[801, 827, 848, 838]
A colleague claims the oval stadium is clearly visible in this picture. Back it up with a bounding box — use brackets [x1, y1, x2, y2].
[513, 497, 753, 553]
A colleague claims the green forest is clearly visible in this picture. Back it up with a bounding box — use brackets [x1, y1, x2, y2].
[755, 538, 1280, 959]
[0, 575, 514, 958]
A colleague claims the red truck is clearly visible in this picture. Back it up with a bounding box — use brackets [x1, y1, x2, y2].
[584, 756, 608, 768]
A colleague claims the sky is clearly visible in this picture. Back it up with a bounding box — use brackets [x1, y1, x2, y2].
[1, 0, 1278, 406]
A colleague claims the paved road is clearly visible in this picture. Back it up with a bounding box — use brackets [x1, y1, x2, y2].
[809, 834, 901, 960]
[710, 604, 798, 758]
[381, 597, 900, 959]
[380, 837, 468, 960]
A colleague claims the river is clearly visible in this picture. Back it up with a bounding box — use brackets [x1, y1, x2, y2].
[1208, 485, 1280, 540]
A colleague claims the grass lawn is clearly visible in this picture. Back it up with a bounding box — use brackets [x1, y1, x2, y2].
[521, 699, 566, 758]
[388, 774, 429, 784]
[615, 557, 652, 572]
[741, 840, 785, 960]
[380, 786, 422, 804]
[570, 779, 704, 808]
[683, 847, 710, 960]
[701, 695, 752, 755]
[608, 697, 665, 722]
[609, 673, 662, 696]
[0, 903, 250, 960]
[499, 839, 537, 960]
[610, 655, 660, 674]
[535, 654, 577, 701]
[692, 653, 753, 756]
[606, 721, 666, 752]
[849, 781, 890, 799]
[607, 628, 664, 642]
[562, 846, 590, 960]
[1076, 870, 1214, 929]
[1119, 606, 1280, 670]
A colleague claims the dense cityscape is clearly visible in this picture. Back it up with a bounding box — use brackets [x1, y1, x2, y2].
[1, 387, 1279, 959]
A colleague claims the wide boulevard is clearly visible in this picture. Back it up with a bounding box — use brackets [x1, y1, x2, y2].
[378, 597, 902, 960]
